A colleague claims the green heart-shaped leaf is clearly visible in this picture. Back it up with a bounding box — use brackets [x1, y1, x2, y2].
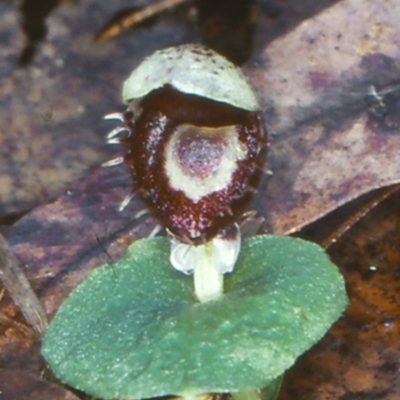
[42, 235, 347, 399]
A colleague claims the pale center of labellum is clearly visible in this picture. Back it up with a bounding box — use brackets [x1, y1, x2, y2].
[164, 124, 246, 202]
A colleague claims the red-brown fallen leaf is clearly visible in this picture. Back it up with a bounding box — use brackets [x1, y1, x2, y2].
[248, 0, 400, 234]
[279, 190, 400, 400]
[0, 0, 192, 216]
[1, 0, 400, 399]
[5, 166, 156, 318]
[0, 369, 80, 400]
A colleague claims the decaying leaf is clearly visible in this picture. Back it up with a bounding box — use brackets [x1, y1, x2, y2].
[1, 0, 400, 399]
[0, 0, 192, 216]
[248, 0, 400, 233]
[0, 369, 80, 400]
[279, 190, 400, 400]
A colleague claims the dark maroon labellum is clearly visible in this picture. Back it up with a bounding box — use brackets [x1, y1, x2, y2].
[123, 85, 266, 245]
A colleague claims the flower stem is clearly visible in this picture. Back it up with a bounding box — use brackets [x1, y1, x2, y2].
[193, 242, 224, 303]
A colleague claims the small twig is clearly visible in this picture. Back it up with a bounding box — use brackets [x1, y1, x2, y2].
[321, 183, 400, 249]
[95, 0, 190, 42]
[0, 234, 48, 336]
[0, 312, 35, 338]
[240, 209, 265, 238]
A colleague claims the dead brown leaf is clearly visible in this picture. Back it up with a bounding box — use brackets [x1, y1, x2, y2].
[1, 0, 400, 399]
[0, 369, 80, 400]
[248, 0, 400, 233]
[279, 190, 400, 400]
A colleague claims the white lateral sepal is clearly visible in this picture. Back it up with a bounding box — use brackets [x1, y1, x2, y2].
[169, 224, 241, 303]
[212, 223, 241, 274]
[169, 224, 241, 275]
